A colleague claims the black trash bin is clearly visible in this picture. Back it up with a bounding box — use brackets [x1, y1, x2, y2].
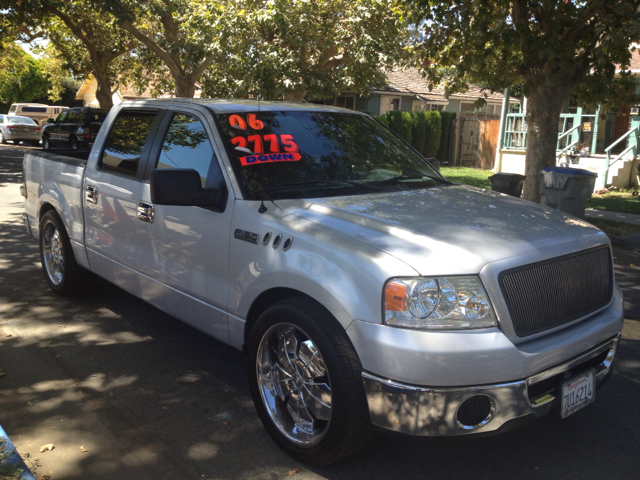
[489, 173, 526, 197]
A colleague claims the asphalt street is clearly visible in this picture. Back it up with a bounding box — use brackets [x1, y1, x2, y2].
[1, 144, 639, 480]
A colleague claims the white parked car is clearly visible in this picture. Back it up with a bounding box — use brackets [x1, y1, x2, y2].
[0, 115, 42, 145]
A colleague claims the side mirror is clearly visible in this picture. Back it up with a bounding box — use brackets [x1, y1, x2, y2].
[150, 168, 221, 208]
[46, 117, 55, 124]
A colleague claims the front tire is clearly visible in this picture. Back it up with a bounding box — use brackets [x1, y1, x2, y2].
[39, 211, 94, 295]
[42, 135, 51, 151]
[248, 298, 372, 465]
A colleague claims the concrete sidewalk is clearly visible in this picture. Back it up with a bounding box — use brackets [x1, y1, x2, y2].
[585, 208, 640, 250]
[585, 208, 640, 226]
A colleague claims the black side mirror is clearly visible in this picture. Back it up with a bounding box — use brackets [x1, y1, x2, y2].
[46, 117, 55, 124]
[150, 169, 221, 208]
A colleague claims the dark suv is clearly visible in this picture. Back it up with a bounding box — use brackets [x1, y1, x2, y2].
[42, 107, 108, 150]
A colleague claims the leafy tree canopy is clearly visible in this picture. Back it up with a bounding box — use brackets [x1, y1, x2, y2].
[209, 0, 410, 102]
[0, 43, 50, 108]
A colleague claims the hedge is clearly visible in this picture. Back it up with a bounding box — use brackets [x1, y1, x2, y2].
[410, 111, 427, 154]
[374, 109, 444, 158]
[437, 111, 456, 162]
[423, 111, 442, 158]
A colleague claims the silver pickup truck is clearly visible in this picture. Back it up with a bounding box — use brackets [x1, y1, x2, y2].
[22, 99, 623, 465]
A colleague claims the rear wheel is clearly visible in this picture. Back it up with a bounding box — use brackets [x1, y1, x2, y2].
[40, 211, 94, 295]
[70, 137, 78, 149]
[42, 136, 51, 150]
[248, 298, 372, 465]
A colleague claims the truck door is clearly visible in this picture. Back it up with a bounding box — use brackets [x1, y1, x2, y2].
[83, 107, 163, 291]
[135, 109, 233, 342]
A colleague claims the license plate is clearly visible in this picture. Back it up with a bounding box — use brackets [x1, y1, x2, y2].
[560, 370, 595, 418]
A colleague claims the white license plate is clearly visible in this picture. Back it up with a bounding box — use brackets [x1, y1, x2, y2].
[560, 369, 595, 418]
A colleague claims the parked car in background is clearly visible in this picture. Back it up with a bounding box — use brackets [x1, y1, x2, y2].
[42, 107, 109, 150]
[0, 114, 42, 145]
[8, 103, 68, 125]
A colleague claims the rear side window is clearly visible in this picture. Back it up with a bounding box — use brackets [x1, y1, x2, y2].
[77, 110, 88, 123]
[56, 111, 67, 123]
[22, 107, 47, 113]
[156, 113, 221, 188]
[101, 110, 158, 177]
[8, 105, 16, 113]
[65, 110, 77, 122]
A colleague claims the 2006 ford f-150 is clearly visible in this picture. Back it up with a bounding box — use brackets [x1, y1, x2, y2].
[22, 99, 623, 465]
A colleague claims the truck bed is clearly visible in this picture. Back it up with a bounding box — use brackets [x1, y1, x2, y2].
[23, 149, 90, 246]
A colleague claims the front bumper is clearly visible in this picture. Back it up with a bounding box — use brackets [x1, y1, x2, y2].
[362, 333, 619, 436]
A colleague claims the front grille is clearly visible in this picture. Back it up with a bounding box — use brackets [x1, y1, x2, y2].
[500, 247, 613, 337]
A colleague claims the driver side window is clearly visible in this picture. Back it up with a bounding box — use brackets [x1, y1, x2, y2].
[156, 112, 225, 190]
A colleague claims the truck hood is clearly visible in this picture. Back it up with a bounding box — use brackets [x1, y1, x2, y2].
[273, 185, 607, 275]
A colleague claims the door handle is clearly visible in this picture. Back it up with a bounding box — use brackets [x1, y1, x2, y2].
[86, 185, 98, 204]
[137, 201, 155, 224]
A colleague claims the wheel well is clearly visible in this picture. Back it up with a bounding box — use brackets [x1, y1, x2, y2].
[243, 288, 319, 352]
[39, 203, 57, 221]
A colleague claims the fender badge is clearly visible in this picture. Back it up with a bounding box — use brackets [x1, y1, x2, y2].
[234, 229, 259, 245]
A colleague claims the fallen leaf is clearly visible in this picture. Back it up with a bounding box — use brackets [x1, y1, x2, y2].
[0, 371, 6, 378]
[222, 421, 229, 425]
[288, 469, 299, 476]
[39, 475, 52, 480]
[39, 444, 54, 452]
[80, 446, 88, 452]
[27, 402, 34, 406]
[60, 419, 67, 423]
[631, 264, 635, 267]
[5, 334, 12, 338]
[55, 355, 61, 359]
[13, 288, 19, 291]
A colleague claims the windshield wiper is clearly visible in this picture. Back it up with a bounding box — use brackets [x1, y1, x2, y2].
[257, 179, 376, 196]
[368, 174, 444, 185]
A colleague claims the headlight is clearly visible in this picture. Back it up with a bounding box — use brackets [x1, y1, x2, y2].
[384, 276, 497, 330]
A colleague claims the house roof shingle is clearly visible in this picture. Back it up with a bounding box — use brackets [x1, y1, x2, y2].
[376, 67, 512, 101]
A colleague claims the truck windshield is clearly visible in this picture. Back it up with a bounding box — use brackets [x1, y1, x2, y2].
[217, 111, 447, 200]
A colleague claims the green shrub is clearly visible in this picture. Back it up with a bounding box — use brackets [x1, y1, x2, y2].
[410, 111, 427, 153]
[437, 111, 456, 162]
[373, 115, 389, 127]
[423, 110, 442, 158]
[385, 111, 415, 144]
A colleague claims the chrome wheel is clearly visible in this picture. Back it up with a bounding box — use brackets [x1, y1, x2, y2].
[257, 323, 332, 445]
[42, 222, 64, 286]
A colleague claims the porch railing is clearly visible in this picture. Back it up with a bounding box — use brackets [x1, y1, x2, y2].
[502, 113, 594, 151]
[598, 126, 639, 189]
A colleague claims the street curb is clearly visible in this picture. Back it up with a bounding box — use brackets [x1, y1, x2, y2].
[0, 425, 36, 480]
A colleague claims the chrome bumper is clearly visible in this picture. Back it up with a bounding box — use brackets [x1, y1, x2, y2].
[362, 333, 619, 436]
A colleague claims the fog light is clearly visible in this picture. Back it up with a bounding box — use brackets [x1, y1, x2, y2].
[456, 394, 494, 430]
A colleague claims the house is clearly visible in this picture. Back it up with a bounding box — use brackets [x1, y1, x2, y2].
[335, 67, 512, 116]
[495, 49, 640, 190]
[75, 78, 201, 107]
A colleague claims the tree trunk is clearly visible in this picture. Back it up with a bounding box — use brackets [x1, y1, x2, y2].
[92, 64, 114, 110]
[174, 76, 197, 98]
[522, 86, 569, 202]
[283, 90, 306, 103]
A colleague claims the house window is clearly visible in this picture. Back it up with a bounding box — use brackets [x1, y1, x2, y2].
[427, 103, 446, 112]
[336, 95, 355, 110]
[389, 97, 401, 111]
